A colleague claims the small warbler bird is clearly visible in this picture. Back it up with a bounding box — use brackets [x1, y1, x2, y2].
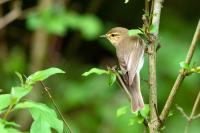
[101, 27, 145, 112]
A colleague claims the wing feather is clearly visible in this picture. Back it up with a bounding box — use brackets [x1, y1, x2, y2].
[117, 37, 145, 85]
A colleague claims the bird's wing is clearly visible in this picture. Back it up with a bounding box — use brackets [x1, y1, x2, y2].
[120, 37, 145, 85]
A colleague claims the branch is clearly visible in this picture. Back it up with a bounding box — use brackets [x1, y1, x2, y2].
[190, 90, 200, 120]
[147, 0, 163, 132]
[0, 9, 21, 29]
[175, 105, 189, 120]
[159, 19, 200, 123]
[0, 0, 21, 29]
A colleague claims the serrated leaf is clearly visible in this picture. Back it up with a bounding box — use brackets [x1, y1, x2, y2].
[11, 86, 32, 102]
[140, 104, 149, 118]
[30, 115, 51, 133]
[15, 101, 63, 133]
[82, 68, 109, 76]
[26, 67, 65, 85]
[0, 94, 11, 111]
[116, 105, 129, 117]
[179, 61, 190, 69]
[150, 24, 158, 34]
[128, 29, 142, 36]
[108, 73, 116, 86]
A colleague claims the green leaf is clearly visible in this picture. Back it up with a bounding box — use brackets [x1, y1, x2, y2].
[15, 101, 63, 133]
[129, 112, 139, 125]
[4, 128, 21, 133]
[11, 86, 32, 102]
[108, 73, 116, 86]
[129, 113, 144, 125]
[26, 67, 65, 85]
[82, 68, 109, 76]
[190, 66, 200, 73]
[0, 94, 11, 111]
[168, 111, 173, 118]
[79, 14, 103, 40]
[150, 24, 158, 34]
[0, 123, 6, 133]
[137, 116, 144, 124]
[26, 13, 42, 30]
[139, 104, 149, 118]
[116, 105, 130, 117]
[179, 61, 190, 69]
[0, 123, 21, 133]
[128, 29, 142, 36]
[0, 119, 20, 128]
[129, 117, 137, 125]
[30, 115, 51, 133]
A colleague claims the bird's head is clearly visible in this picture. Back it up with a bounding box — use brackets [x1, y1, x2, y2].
[100, 27, 128, 46]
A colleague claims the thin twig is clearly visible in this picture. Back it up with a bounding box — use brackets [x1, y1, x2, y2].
[0, 9, 20, 29]
[184, 90, 200, 133]
[175, 91, 200, 133]
[160, 19, 200, 123]
[175, 105, 189, 120]
[40, 81, 73, 133]
[0, 0, 21, 29]
[108, 67, 132, 101]
[3, 103, 14, 120]
[190, 90, 200, 119]
[192, 113, 200, 120]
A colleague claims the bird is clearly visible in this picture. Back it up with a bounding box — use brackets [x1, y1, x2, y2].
[101, 27, 145, 112]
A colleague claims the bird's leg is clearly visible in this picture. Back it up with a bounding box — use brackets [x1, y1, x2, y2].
[107, 65, 132, 101]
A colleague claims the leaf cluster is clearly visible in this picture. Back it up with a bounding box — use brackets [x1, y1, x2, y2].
[0, 68, 65, 133]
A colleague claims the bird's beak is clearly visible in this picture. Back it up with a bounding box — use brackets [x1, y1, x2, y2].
[99, 34, 107, 38]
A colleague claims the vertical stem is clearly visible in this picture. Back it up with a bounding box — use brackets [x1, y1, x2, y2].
[148, 0, 163, 132]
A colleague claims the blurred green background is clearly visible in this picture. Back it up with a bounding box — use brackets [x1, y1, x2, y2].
[0, 0, 200, 132]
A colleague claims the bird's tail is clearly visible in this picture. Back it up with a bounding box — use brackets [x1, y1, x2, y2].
[130, 73, 144, 112]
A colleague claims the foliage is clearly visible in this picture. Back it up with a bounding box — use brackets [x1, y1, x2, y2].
[83, 67, 150, 126]
[26, 6, 103, 40]
[179, 61, 200, 74]
[128, 29, 143, 36]
[117, 104, 149, 125]
[82, 67, 117, 86]
[0, 68, 65, 133]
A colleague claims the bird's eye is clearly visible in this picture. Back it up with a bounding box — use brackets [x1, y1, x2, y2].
[111, 34, 115, 37]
